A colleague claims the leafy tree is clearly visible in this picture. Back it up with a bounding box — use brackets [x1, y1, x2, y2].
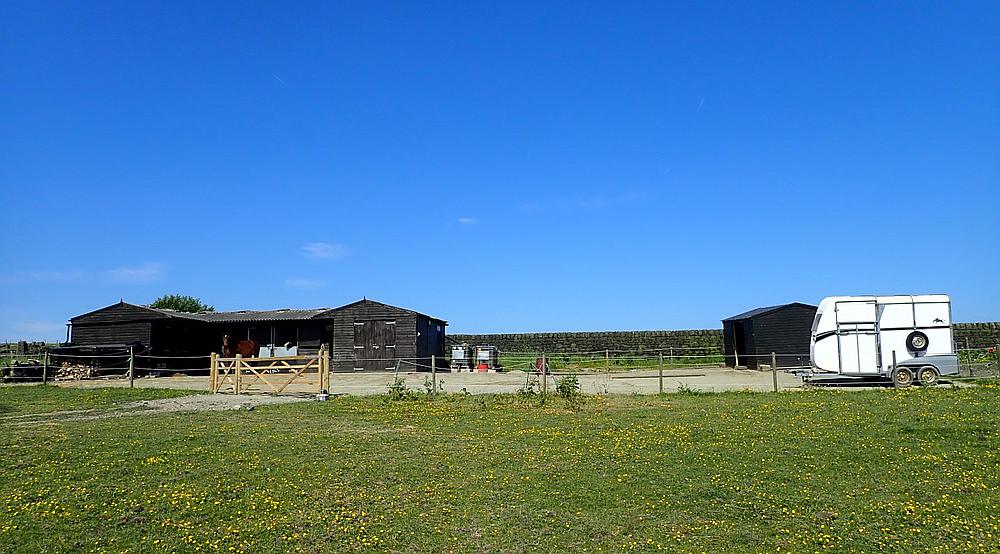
[150, 294, 214, 313]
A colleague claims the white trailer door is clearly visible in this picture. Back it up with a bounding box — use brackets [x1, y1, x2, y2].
[836, 300, 879, 374]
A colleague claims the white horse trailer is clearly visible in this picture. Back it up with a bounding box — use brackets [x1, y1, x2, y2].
[809, 295, 959, 386]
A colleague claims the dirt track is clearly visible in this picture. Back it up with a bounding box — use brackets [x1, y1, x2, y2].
[55, 366, 805, 396]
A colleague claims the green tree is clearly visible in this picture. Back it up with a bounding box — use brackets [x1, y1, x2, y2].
[149, 294, 214, 313]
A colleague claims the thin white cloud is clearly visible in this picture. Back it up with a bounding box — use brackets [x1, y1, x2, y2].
[457, 217, 478, 225]
[15, 269, 84, 282]
[106, 262, 166, 284]
[302, 242, 348, 260]
[286, 277, 326, 289]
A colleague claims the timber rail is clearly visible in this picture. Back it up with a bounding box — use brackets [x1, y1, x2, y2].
[209, 346, 330, 395]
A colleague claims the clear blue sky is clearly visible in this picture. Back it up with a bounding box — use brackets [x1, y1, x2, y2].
[2, 1, 997, 340]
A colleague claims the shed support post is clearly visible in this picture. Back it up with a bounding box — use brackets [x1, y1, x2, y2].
[658, 353, 664, 395]
[235, 354, 242, 395]
[324, 346, 331, 391]
[42, 350, 48, 385]
[128, 345, 135, 389]
[771, 352, 778, 393]
[210, 352, 217, 392]
[431, 355, 437, 395]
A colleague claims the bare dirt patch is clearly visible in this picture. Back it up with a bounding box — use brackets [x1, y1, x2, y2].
[2, 393, 307, 425]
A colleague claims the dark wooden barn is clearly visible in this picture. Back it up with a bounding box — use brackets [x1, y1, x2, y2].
[722, 303, 817, 369]
[65, 299, 446, 373]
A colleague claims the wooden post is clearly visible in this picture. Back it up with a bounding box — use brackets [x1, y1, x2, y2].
[42, 350, 49, 385]
[235, 354, 242, 395]
[324, 345, 331, 391]
[771, 352, 778, 393]
[541, 352, 547, 395]
[995, 344, 1000, 379]
[128, 345, 135, 389]
[605, 349, 610, 373]
[431, 355, 437, 394]
[658, 352, 664, 395]
[669, 347, 674, 368]
[210, 352, 217, 392]
[892, 350, 897, 378]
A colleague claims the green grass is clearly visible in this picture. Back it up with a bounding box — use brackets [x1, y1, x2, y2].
[1, 385, 999, 552]
[0, 385, 197, 417]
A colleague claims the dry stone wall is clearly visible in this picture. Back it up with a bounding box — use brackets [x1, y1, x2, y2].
[449, 323, 1000, 354]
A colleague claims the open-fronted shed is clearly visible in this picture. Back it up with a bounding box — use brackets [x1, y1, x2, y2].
[65, 298, 447, 373]
[723, 303, 817, 369]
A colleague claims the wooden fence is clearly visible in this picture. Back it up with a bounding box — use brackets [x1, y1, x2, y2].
[209, 347, 330, 395]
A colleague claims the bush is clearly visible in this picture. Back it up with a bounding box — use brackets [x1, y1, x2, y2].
[150, 295, 214, 313]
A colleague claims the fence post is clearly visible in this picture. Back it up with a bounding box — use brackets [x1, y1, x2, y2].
[235, 354, 242, 395]
[669, 347, 674, 369]
[210, 352, 217, 392]
[891, 350, 897, 378]
[541, 352, 547, 395]
[658, 352, 664, 394]
[995, 344, 1000, 379]
[431, 355, 437, 395]
[605, 349, 610, 374]
[42, 350, 49, 385]
[771, 352, 778, 393]
[128, 345, 135, 389]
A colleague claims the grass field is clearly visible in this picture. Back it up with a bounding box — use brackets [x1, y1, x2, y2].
[2, 385, 999, 552]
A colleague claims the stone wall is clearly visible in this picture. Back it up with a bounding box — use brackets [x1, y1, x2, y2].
[448, 329, 724, 354]
[953, 323, 1000, 349]
[449, 323, 1000, 353]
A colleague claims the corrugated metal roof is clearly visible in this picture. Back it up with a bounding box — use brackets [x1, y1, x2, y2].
[153, 308, 332, 323]
[723, 302, 816, 322]
[71, 299, 447, 325]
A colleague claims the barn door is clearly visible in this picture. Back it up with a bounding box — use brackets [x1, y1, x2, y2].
[353, 320, 397, 372]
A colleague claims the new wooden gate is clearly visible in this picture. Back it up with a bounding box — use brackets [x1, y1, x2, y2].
[210, 347, 330, 395]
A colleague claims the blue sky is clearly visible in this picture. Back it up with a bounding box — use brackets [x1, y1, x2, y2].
[2, 1, 997, 340]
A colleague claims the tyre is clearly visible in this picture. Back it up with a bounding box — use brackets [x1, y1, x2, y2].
[893, 367, 914, 388]
[906, 331, 929, 351]
[918, 365, 939, 386]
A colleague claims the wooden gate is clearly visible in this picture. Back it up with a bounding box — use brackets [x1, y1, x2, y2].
[209, 347, 330, 395]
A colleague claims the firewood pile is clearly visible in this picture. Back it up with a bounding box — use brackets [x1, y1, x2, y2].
[56, 363, 99, 380]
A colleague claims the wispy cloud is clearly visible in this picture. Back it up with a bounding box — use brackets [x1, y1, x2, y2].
[457, 217, 478, 225]
[106, 262, 166, 284]
[286, 277, 326, 289]
[697, 97, 705, 113]
[273, 74, 287, 86]
[302, 242, 348, 260]
[14, 269, 84, 283]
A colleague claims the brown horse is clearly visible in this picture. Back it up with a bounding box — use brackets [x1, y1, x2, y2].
[223, 335, 259, 358]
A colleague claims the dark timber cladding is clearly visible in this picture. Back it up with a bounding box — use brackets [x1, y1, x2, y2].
[723, 303, 817, 369]
[327, 299, 446, 373]
[65, 299, 447, 373]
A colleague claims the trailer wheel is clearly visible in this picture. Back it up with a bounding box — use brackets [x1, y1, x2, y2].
[893, 367, 914, 388]
[918, 366, 939, 386]
[906, 331, 929, 351]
